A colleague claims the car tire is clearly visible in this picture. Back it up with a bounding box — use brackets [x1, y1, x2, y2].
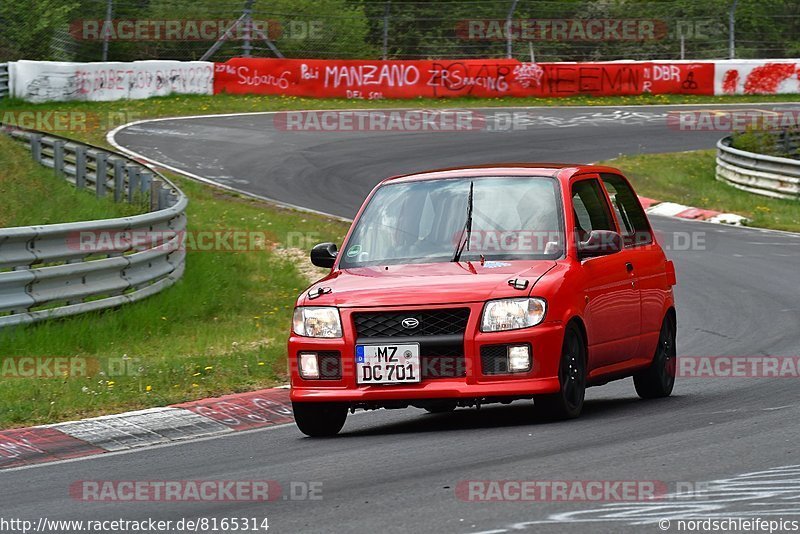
[634, 314, 676, 399]
[423, 401, 457, 414]
[292, 402, 348, 437]
[535, 324, 586, 420]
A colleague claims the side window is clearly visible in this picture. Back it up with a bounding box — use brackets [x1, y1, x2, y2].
[570, 179, 615, 240]
[601, 174, 653, 246]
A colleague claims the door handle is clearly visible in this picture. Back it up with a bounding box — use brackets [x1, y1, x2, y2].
[626, 262, 634, 273]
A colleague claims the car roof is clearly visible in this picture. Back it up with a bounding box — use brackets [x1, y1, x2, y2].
[384, 163, 624, 184]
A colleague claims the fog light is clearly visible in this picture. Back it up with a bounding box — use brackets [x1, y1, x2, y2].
[508, 345, 531, 372]
[299, 352, 320, 379]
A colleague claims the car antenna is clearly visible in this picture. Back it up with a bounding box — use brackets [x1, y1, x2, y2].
[451, 181, 474, 263]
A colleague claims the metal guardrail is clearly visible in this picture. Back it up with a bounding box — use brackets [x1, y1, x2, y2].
[0, 127, 188, 328]
[716, 136, 800, 200]
[0, 63, 8, 99]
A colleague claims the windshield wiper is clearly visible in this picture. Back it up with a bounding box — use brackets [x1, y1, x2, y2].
[451, 181, 474, 262]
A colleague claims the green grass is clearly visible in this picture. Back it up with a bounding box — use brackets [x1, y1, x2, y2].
[601, 150, 800, 232]
[0, 135, 142, 227]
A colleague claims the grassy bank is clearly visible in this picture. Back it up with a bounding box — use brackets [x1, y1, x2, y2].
[601, 150, 800, 232]
[0, 135, 142, 228]
[0, 172, 347, 428]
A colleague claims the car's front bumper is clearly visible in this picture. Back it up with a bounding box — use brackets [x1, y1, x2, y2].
[289, 303, 565, 404]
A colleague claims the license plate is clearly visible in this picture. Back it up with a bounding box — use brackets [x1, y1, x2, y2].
[356, 344, 421, 384]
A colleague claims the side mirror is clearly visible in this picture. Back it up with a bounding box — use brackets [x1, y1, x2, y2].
[310, 242, 338, 268]
[578, 230, 622, 259]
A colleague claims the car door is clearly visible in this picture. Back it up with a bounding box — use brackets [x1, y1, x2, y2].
[600, 172, 667, 362]
[571, 175, 642, 371]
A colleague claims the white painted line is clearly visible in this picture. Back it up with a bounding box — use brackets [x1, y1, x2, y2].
[706, 213, 748, 226]
[746, 242, 800, 245]
[763, 405, 795, 411]
[50, 407, 232, 452]
[646, 202, 691, 217]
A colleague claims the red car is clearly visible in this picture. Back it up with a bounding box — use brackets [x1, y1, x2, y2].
[288, 164, 677, 436]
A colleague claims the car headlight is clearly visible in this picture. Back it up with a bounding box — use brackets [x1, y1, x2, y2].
[481, 298, 546, 332]
[293, 307, 343, 338]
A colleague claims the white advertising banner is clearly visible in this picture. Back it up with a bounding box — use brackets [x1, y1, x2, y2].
[9, 60, 214, 102]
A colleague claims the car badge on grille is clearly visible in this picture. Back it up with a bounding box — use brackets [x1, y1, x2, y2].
[401, 317, 420, 329]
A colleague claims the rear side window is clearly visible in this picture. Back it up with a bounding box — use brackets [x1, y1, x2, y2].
[570, 179, 615, 241]
[601, 174, 653, 246]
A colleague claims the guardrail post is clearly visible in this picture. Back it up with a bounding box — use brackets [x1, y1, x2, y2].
[53, 140, 65, 176]
[0, 63, 9, 99]
[140, 171, 153, 206]
[780, 129, 794, 156]
[158, 187, 169, 210]
[30, 134, 43, 163]
[94, 152, 108, 197]
[75, 145, 87, 190]
[113, 159, 125, 202]
[150, 179, 161, 211]
[127, 166, 141, 204]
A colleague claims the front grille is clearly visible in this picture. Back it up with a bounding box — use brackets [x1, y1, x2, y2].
[353, 308, 470, 380]
[353, 308, 470, 338]
[481, 344, 510, 375]
[317, 351, 341, 380]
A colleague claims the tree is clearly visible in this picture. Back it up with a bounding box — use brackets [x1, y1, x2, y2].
[0, 0, 80, 61]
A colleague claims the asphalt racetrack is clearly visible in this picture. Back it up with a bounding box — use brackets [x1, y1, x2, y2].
[3, 104, 799, 533]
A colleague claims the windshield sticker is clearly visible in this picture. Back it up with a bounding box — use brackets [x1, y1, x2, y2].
[346, 245, 362, 258]
[482, 261, 511, 269]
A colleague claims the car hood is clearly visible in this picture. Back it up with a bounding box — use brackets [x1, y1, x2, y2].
[300, 260, 557, 308]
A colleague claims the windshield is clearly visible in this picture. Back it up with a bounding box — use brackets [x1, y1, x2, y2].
[339, 176, 564, 268]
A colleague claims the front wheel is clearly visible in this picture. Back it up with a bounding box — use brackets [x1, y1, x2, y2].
[535, 324, 586, 420]
[633, 314, 676, 399]
[292, 402, 347, 437]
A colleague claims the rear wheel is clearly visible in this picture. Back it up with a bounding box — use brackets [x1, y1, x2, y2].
[634, 314, 676, 399]
[292, 402, 347, 437]
[536, 324, 586, 420]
